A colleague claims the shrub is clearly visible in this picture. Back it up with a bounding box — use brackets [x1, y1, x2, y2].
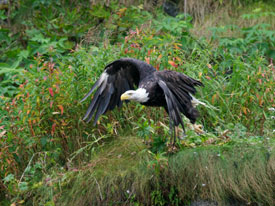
[0, 1, 274, 204]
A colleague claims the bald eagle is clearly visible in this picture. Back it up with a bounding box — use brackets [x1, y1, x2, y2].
[81, 58, 204, 143]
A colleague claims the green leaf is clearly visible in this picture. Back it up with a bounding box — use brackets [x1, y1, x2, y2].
[0, 10, 7, 20]
[252, 8, 262, 13]
[40, 137, 47, 147]
[18, 50, 30, 59]
[19, 182, 29, 191]
[31, 33, 50, 44]
[3, 174, 15, 183]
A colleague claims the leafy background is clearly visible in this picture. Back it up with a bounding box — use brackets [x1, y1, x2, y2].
[0, 0, 274, 205]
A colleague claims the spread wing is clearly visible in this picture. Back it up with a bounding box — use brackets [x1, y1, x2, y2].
[156, 70, 203, 127]
[81, 58, 156, 125]
[158, 80, 185, 129]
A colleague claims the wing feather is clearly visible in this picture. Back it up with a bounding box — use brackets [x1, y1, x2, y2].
[86, 95, 101, 123]
[80, 79, 100, 103]
[83, 89, 101, 121]
[156, 70, 203, 124]
[81, 58, 156, 124]
[158, 80, 185, 129]
[92, 85, 114, 125]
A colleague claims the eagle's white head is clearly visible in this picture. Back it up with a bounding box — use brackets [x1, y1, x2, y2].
[120, 88, 149, 103]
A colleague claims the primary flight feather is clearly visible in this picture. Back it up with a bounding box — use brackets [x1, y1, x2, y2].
[81, 58, 204, 142]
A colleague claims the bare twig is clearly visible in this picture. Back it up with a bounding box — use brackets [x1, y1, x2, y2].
[94, 177, 103, 201]
[19, 153, 37, 184]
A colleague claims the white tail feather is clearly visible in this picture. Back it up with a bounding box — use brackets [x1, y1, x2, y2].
[190, 94, 219, 110]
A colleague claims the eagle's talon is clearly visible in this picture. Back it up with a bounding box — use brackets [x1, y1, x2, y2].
[179, 133, 187, 140]
[193, 124, 204, 134]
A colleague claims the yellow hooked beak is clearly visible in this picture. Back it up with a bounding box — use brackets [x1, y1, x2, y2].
[120, 93, 131, 101]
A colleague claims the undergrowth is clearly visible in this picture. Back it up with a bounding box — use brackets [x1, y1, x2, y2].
[0, 0, 274, 205]
[22, 136, 275, 205]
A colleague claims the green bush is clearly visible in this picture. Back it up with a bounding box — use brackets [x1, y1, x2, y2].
[0, 1, 274, 204]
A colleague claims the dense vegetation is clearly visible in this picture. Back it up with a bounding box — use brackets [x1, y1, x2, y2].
[0, 0, 274, 205]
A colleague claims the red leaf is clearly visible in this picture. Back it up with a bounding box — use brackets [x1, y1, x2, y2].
[0, 130, 7, 137]
[50, 101, 53, 108]
[259, 97, 264, 106]
[55, 84, 60, 93]
[205, 76, 211, 80]
[58, 105, 64, 115]
[157, 54, 162, 61]
[175, 57, 182, 62]
[174, 44, 181, 50]
[207, 64, 212, 69]
[51, 123, 56, 136]
[136, 27, 140, 35]
[242, 107, 247, 115]
[258, 79, 262, 85]
[168, 60, 178, 68]
[28, 119, 35, 136]
[156, 64, 160, 71]
[49, 88, 54, 97]
[145, 57, 150, 64]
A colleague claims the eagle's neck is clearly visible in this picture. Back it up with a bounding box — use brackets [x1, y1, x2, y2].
[121, 88, 149, 103]
[134, 88, 150, 103]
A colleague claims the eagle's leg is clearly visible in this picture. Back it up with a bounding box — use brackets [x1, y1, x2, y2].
[168, 121, 178, 146]
[169, 121, 174, 145]
[174, 126, 179, 144]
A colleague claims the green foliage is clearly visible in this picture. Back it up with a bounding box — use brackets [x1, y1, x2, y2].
[153, 13, 193, 36]
[0, 0, 275, 205]
[17, 136, 274, 206]
[201, 17, 275, 133]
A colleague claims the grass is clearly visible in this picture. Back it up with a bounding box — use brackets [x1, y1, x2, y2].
[0, 1, 275, 205]
[191, 1, 275, 39]
[167, 143, 275, 205]
[25, 136, 274, 206]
